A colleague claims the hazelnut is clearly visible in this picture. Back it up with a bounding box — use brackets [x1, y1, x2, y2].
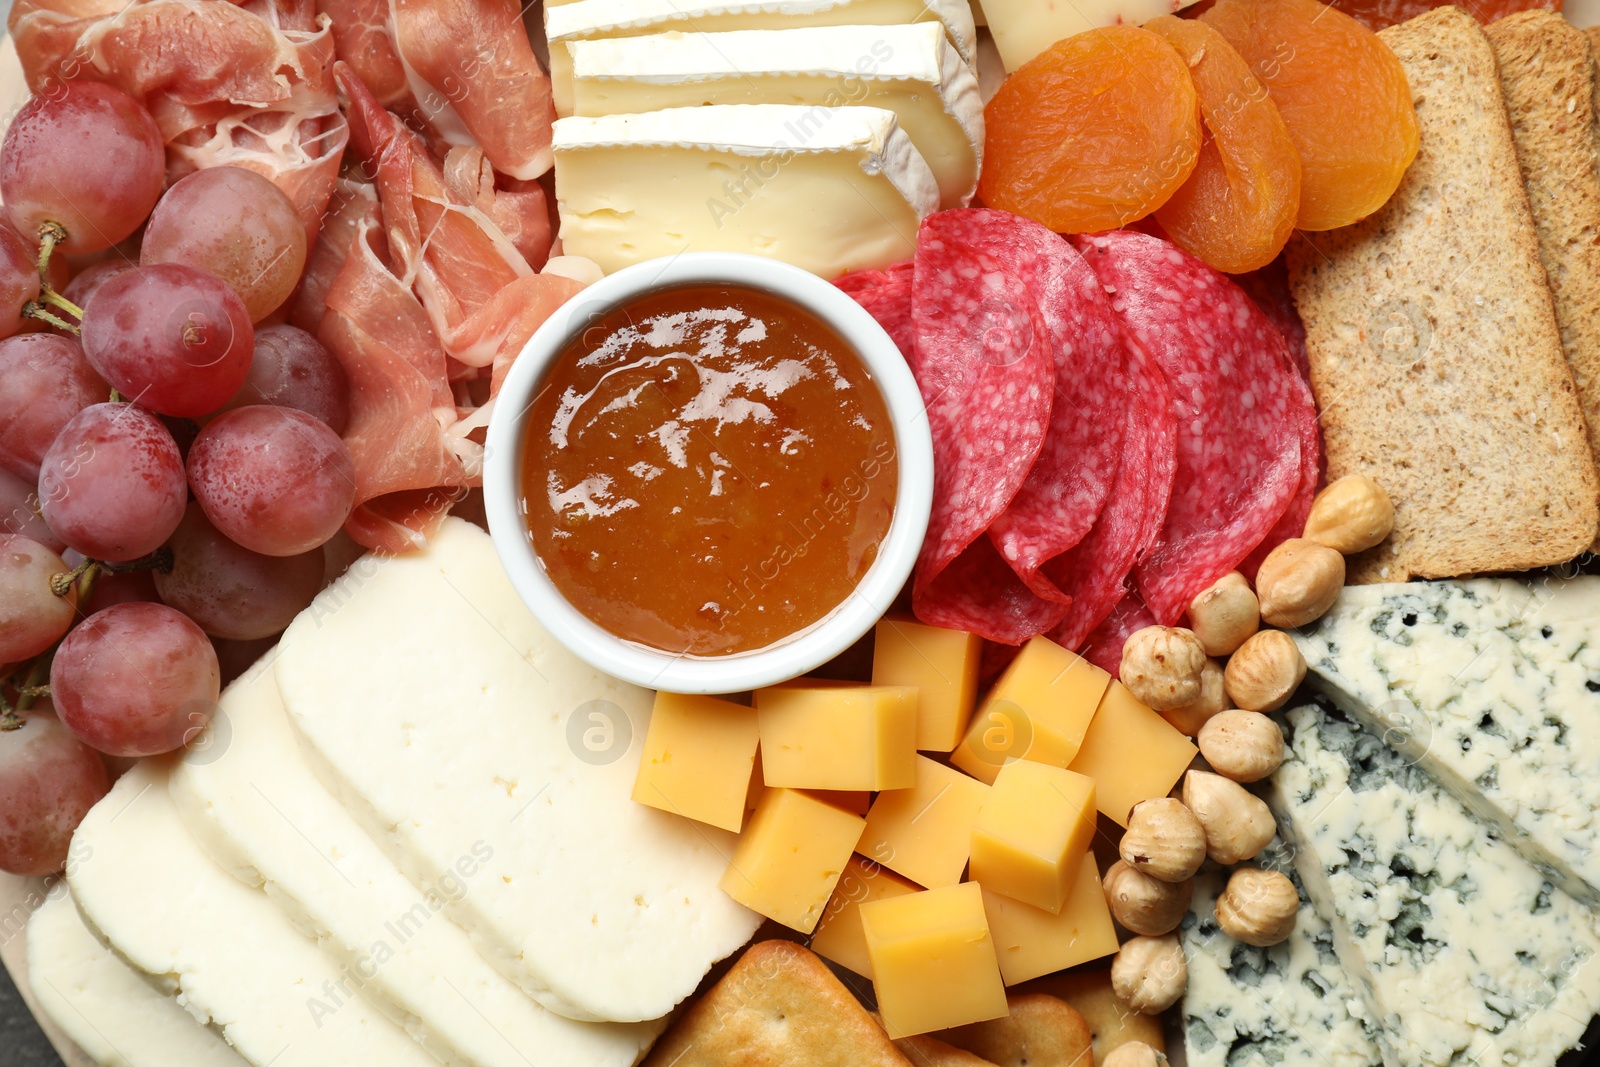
[1111, 934, 1187, 1014]
[1223, 630, 1306, 712]
[1185, 572, 1260, 656]
[1103, 1042, 1169, 1067]
[1182, 770, 1276, 865]
[1215, 867, 1299, 947]
[1161, 657, 1229, 737]
[1120, 798, 1206, 882]
[1255, 539, 1345, 629]
[1198, 709, 1285, 782]
[1304, 475, 1394, 555]
[1103, 860, 1193, 936]
[1120, 626, 1207, 711]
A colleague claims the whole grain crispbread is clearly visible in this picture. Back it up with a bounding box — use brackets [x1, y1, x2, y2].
[1487, 10, 1600, 552]
[1287, 6, 1598, 583]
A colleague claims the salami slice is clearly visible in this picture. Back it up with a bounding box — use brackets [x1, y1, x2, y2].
[955, 210, 1131, 601]
[835, 260, 914, 359]
[1240, 367, 1321, 578]
[1047, 333, 1177, 651]
[908, 212, 1063, 643]
[1080, 595, 1158, 675]
[1232, 257, 1310, 383]
[1073, 230, 1302, 626]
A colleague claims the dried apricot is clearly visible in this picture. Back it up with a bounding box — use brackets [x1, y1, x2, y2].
[1147, 15, 1302, 274]
[1201, 0, 1419, 230]
[1326, 0, 1556, 31]
[979, 26, 1201, 234]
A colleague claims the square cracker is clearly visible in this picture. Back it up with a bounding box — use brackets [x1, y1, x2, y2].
[642, 941, 911, 1067]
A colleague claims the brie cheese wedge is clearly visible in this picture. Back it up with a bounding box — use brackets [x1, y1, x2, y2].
[168, 660, 661, 1067]
[28, 888, 247, 1067]
[273, 519, 761, 1025]
[566, 24, 982, 208]
[982, 0, 1202, 71]
[68, 762, 439, 1067]
[553, 104, 938, 277]
[545, 0, 978, 113]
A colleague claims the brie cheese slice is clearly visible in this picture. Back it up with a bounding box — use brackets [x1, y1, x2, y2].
[982, 0, 1202, 71]
[567, 24, 982, 208]
[67, 762, 439, 1067]
[553, 104, 937, 277]
[168, 660, 661, 1067]
[28, 889, 247, 1067]
[273, 519, 761, 1025]
[545, 0, 978, 113]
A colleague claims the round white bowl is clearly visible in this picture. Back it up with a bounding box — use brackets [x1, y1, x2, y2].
[484, 252, 934, 695]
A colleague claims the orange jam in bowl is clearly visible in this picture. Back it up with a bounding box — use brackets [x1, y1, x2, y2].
[521, 283, 899, 657]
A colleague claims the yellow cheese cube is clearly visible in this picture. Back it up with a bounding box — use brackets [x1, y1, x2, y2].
[871, 619, 982, 751]
[720, 788, 866, 934]
[861, 882, 1008, 1038]
[969, 760, 1096, 913]
[1069, 681, 1199, 826]
[861, 755, 989, 888]
[983, 851, 1118, 985]
[631, 691, 760, 833]
[808, 854, 921, 978]
[755, 683, 917, 790]
[807, 790, 872, 815]
[949, 638, 1111, 785]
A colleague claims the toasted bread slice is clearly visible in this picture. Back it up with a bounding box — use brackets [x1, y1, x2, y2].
[1488, 10, 1600, 551]
[1287, 6, 1599, 582]
[642, 941, 911, 1067]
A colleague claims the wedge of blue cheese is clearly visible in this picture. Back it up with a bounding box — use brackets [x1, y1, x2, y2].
[1181, 846, 1382, 1067]
[1293, 577, 1600, 905]
[1268, 703, 1600, 1067]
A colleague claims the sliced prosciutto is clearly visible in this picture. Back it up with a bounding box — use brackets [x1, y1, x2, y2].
[1047, 334, 1177, 651]
[972, 210, 1130, 602]
[337, 63, 574, 384]
[907, 212, 1064, 643]
[1073, 230, 1305, 626]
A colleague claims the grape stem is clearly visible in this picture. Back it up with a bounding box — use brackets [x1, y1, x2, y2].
[38, 287, 84, 320]
[22, 301, 80, 335]
[51, 548, 175, 598]
[13, 657, 49, 715]
[50, 559, 95, 598]
[33, 221, 66, 279]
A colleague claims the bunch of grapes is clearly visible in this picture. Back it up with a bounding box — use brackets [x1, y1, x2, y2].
[0, 83, 357, 877]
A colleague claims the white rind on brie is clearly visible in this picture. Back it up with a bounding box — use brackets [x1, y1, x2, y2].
[566, 24, 982, 207]
[1294, 576, 1600, 906]
[27, 889, 248, 1067]
[1268, 704, 1600, 1067]
[553, 104, 937, 277]
[168, 660, 661, 1067]
[67, 762, 440, 1067]
[544, 0, 979, 112]
[273, 519, 761, 1025]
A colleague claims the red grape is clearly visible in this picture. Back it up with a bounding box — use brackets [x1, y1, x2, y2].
[0, 224, 40, 339]
[220, 324, 350, 434]
[0, 83, 164, 256]
[188, 406, 356, 556]
[60, 259, 134, 315]
[77, 565, 160, 618]
[0, 333, 109, 481]
[154, 505, 323, 640]
[0, 710, 110, 876]
[81, 264, 254, 418]
[0, 534, 76, 663]
[0, 468, 62, 552]
[37, 403, 187, 562]
[51, 602, 220, 758]
[142, 167, 308, 322]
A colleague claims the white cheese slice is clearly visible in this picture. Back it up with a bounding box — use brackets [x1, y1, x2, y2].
[273, 519, 761, 1024]
[1269, 703, 1600, 1067]
[565, 24, 981, 208]
[1294, 577, 1600, 906]
[981, 0, 1202, 71]
[167, 660, 661, 1067]
[545, 0, 978, 113]
[67, 761, 439, 1067]
[553, 104, 936, 277]
[27, 888, 247, 1067]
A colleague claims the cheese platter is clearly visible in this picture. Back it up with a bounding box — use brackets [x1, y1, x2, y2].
[2, 0, 1600, 1063]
